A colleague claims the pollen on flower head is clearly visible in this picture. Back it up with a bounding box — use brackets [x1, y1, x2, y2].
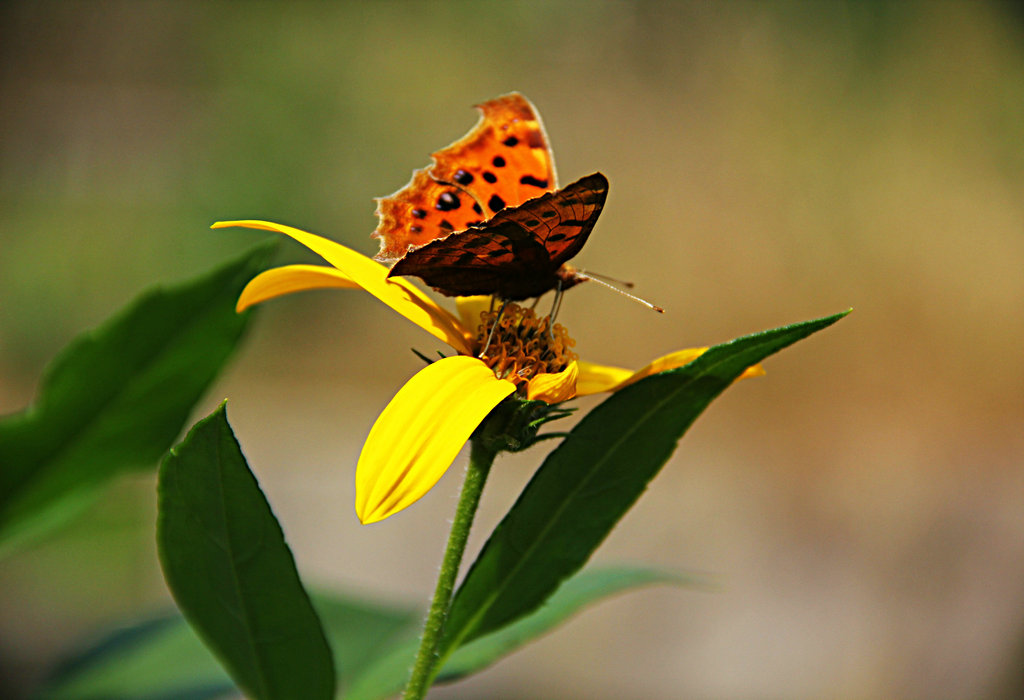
[474, 303, 577, 391]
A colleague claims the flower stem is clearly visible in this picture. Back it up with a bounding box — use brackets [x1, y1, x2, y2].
[402, 438, 497, 700]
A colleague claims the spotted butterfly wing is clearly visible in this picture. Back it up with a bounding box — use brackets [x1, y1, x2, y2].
[373, 93, 557, 263]
[387, 173, 608, 300]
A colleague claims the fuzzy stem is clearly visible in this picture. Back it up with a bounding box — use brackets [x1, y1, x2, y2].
[402, 438, 497, 699]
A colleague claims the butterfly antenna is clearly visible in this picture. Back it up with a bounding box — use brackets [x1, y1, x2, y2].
[575, 269, 636, 289]
[479, 299, 509, 359]
[578, 273, 665, 313]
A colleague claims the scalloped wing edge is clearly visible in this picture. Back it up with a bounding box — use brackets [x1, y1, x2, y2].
[372, 93, 558, 264]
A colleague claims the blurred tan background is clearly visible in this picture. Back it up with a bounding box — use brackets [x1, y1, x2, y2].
[2, 1, 1023, 698]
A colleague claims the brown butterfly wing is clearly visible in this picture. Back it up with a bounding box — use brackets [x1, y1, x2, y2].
[387, 173, 608, 300]
[373, 93, 557, 263]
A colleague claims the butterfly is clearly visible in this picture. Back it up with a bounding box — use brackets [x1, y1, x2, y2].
[372, 93, 605, 300]
[388, 172, 607, 300]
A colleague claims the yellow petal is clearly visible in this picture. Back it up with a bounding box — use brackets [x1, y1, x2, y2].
[576, 348, 764, 396]
[213, 220, 472, 354]
[237, 264, 359, 312]
[740, 364, 767, 379]
[575, 361, 635, 396]
[526, 361, 579, 403]
[455, 295, 493, 336]
[355, 356, 516, 524]
[610, 348, 709, 391]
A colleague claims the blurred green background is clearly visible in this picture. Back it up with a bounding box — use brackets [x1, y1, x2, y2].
[2, 1, 1023, 698]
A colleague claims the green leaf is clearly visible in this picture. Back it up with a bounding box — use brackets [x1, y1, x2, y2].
[314, 593, 421, 691]
[36, 593, 418, 700]
[157, 404, 335, 700]
[440, 566, 709, 682]
[342, 566, 704, 700]
[0, 242, 274, 554]
[37, 566, 698, 700]
[37, 614, 235, 700]
[441, 310, 850, 653]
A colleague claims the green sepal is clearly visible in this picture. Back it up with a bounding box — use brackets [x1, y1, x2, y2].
[473, 397, 575, 454]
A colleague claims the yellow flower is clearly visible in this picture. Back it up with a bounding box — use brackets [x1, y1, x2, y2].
[214, 220, 764, 524]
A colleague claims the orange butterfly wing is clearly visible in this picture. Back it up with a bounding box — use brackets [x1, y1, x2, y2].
[387, 173, 608, 300]
[373, 93, 557, 263]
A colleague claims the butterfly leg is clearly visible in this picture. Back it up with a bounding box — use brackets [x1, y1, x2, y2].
[547, 282, 566, 341]
[479, 299, 510, 359]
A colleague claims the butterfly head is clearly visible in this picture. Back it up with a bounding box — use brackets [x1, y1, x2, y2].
[555, 264, 588, 291]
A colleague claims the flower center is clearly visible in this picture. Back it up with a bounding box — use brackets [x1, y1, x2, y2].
[474, 303, 578, 389]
